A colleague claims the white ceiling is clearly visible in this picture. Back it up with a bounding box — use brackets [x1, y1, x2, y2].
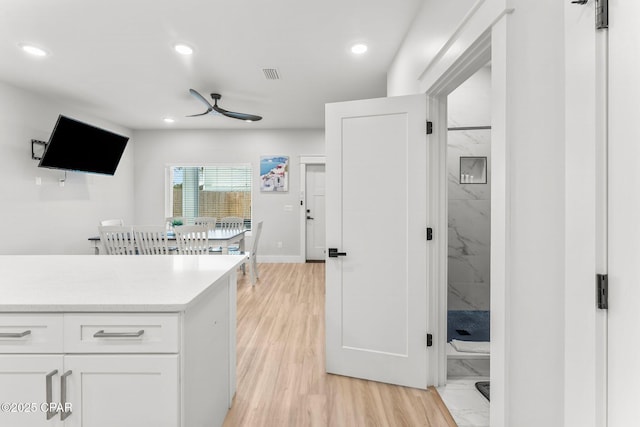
[0, 0, 423, 130]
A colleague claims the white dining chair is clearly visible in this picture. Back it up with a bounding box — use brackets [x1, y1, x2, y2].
[133, 225, 169, 255]
[174, 225, 209, 255]
[98, 225, 134, 255]
[219, 217, 244, 231]
[228, 221, 262, 285]
[194, 216, 217, 231]
[100, 218, 124, 227]
[244, 221, 263, 285]
[220, 217, 245, 253]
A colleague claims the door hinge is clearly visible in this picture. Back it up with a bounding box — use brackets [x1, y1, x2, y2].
[426, 227, 433, 241]
[427, 333, 433, 347]
[572, 0, 607, 30]
[597, 274, 608, 309]
[426, 121, 433, 135]
[596, 0, 608, 29]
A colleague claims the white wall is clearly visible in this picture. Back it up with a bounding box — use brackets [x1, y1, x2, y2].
[387, 0, 476, 96]
[502, 3, 566, 424]
[0, 81, 134, 255]
[389, 0, 567, 425]
[132, 128, 324, 261]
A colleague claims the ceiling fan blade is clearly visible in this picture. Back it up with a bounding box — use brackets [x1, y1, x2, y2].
[212, 104, 262, 122]
[189, 89, 213, 109]
[185, 110, 212, 117]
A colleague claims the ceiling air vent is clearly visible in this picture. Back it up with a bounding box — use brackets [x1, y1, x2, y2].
[262, 68, 280, 80]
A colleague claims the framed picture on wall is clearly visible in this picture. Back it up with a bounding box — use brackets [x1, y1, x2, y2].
[260, 155, 289, 192]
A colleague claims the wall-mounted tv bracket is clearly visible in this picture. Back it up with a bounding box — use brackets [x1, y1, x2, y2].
[31, 139, 47, 161]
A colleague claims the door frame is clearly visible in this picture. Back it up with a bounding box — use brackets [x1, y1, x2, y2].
[417, 2, 513, 424]
[298, 155, 326, 263]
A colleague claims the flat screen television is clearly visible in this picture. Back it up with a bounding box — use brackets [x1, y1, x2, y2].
[38, 115, 129, 175]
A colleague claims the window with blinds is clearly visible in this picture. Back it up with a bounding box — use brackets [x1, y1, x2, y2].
[170, 165, 252, 229]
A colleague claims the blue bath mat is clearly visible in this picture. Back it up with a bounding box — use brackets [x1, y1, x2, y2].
[447, 310, 490, 342]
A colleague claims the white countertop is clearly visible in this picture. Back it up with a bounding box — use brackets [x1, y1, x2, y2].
[0, 255, 246, 312]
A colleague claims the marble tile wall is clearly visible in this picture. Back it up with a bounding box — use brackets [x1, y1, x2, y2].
[447, 67, 491, 311]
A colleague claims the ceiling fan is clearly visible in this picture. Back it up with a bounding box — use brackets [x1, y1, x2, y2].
[187, 89, 262, 122]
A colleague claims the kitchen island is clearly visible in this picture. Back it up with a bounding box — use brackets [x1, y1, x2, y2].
[0, 254, 246, 427]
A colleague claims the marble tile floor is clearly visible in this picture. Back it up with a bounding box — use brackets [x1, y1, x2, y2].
[437, 377, 490, 427]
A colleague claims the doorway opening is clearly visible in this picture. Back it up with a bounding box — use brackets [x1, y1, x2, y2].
[440, 65, 493, 427]
[445, 65, 491, 381]
[299, 156, 326, 263]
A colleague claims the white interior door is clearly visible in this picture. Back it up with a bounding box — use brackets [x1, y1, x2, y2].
[325, 94, 429, 388]
[305, 164, 326, 261]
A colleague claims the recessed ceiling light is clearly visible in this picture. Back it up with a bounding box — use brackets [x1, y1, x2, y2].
[163, 117, 175, 123]
[351, 44, 368, 55]
[19, 43, 48, 57]
[173, 43, 193, 55]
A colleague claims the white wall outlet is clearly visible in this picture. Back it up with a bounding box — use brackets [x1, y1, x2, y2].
[276, 241, 283, 248]
[35, 177, 42, 186]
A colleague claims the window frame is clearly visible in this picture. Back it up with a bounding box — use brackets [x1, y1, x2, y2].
[165, 162, 253, 231]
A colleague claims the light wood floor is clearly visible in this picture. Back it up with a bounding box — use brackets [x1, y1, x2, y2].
[223, 263, 457, 427]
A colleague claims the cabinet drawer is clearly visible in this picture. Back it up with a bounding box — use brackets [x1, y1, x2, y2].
[64, 313, 180, 353]
[0, 314, 64, 353]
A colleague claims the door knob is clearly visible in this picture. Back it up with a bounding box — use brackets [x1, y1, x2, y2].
[307, 216, 314, 220]
[328, 248, 347, 257]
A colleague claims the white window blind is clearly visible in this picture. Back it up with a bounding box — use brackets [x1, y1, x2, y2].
[171, 165, 252, 228]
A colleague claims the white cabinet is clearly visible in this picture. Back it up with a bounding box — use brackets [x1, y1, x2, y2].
[64, 355, 178, 427]
[0, 271, 235, 427]
[0, 355, 63, 427]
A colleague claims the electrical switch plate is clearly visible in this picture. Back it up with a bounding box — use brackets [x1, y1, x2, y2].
[35, 177, 42, 186]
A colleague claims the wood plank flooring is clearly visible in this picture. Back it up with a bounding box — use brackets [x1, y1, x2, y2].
[223, 263, 457, 427]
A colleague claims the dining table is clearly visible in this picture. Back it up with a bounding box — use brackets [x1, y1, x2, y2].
[88, 228, 247, 255]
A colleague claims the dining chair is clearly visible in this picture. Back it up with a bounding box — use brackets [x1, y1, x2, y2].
[220, 217, 245, 253]
[219, 217, 244, 231]
[174, 225, 209, 255]
[244, 221, 263, 285]
[194, 217, 218, 231]
[133, 225, 169, 255]
[100, 219, 124, 227]
[98, 225, 135, 255]
[228, 221, 262, 285]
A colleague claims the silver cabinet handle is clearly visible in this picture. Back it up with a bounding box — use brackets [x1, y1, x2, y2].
[60, 370, 72, 421]
[93, 329, 145, 338]
[0, 330, 31, 338]
[45, 369, 58, 420]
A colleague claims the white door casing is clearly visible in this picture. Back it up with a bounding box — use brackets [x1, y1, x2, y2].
[305, 164, 326, 261]
[325, 94, 429, 389]
[608, 0, 640, 425]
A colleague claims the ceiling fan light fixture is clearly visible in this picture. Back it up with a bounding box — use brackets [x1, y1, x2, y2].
[173, 43, 194, 55]
[351, 43, 368, 55]
[19, 43, 49, 57]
